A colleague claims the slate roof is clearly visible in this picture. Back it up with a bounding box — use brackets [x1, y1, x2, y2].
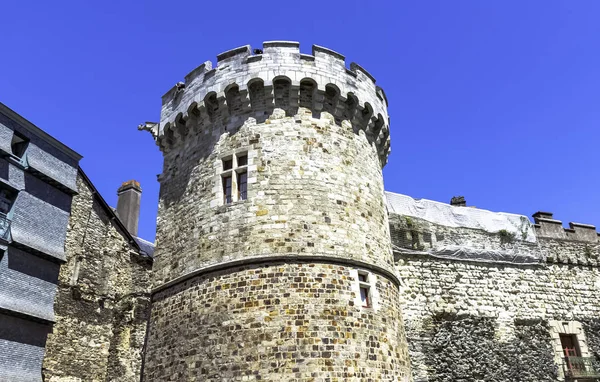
[134, 236, 155, 258]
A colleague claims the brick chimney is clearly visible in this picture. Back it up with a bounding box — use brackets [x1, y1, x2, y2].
[116, 180, 141, 236]
[450, 196, 466, 207]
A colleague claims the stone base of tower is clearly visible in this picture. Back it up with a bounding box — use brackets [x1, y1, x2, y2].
[143, 261, 411, 381]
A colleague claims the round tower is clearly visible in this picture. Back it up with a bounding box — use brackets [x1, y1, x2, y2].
[141, 41, 411, 381]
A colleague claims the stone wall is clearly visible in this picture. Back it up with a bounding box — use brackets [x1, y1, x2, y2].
[43, 172, 151, 382]
[153, 111, 393, 286]
[143, 42, 411, 381]
[392, 210, 600, 381]
[144, 262, 410, 381]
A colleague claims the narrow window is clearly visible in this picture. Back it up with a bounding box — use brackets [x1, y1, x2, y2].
[238, 172, 247, 201]
[222, 175, 232, 204]
[561, 334, 580, 357]
[70, 256, 83, 286]
[11, 131, 29, 159]
[561, 334, 586, 376]
[357, 271, 372, 308]
[221, 153, 249, 205]
[237, 154, 247, 167]
[360, 285, 370, 307]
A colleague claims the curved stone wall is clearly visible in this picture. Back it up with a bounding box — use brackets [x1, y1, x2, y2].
[142, 41, 391, 166]
[153, 112, 394, 287]
[143, 43, 410, 381]
[143, 262, 411, 381]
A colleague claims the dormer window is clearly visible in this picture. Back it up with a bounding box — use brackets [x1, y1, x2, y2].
[11, 131, 29, 159]
[0, 189, 15, 215]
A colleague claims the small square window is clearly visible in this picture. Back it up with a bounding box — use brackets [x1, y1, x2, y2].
[237, 154, 248, 167]
[358, 273, 368, 282]
[11, 132, 29, 159]
[223, 158, 233, 171]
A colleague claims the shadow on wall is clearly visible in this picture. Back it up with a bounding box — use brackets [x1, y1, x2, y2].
[0, 313, 51, 348]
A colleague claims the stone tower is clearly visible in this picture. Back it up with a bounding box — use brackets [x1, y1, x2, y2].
[140, 41, 411, 381]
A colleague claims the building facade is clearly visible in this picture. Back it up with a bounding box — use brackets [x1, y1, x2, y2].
[140, 42, 412, 381]
[139, 42, 600, 382]
[42, 174, 153, 382]
[0, 103, 153, 382]
[2, 41, 600, 382]
[389, 194, 600, 381]
[0, 103, 82, 382]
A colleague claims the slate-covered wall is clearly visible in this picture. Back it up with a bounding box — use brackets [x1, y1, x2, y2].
[392, 212, 600, 382]
[42, 173, 152, 382]
[0, 104, 81, 382]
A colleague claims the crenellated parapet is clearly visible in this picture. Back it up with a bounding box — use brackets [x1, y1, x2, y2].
[533, 211, 600, 242]
[140, 41, 391, 166]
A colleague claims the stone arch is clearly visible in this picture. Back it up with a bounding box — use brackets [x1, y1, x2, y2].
[373, 113, 384, 136]
[204, 92, 219, 122]
[323, 84, 340, 117]
[299, 78, 317, 109]
[359, 102, 374, 132]
[343, 92, 358, 122]
[163, 122, 175, 148]
[248, 78, 266, 113]
[272, 76, 291, 111]
[225, 84, 242, 116]
[187, 101, 200, 117]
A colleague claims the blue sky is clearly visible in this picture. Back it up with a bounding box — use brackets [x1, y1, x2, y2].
[1, 1, 599, 241]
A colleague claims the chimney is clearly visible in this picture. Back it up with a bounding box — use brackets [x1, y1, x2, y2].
[116, 180, 141, 236]
[450, 196, 466, 207]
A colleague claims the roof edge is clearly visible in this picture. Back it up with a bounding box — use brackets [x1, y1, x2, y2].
[77, 167, 142, 253]
[0, 102, 83, 162]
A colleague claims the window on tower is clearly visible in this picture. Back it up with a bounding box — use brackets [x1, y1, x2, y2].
[221, 152, 249, 205]
[357, 271, 372, 308]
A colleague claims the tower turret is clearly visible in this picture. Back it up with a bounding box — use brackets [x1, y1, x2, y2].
[141, 41, 410, 381]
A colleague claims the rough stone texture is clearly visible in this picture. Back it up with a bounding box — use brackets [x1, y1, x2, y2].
[143, 42, 411, 381]
[42, 173, 152, 382]
[393, 208, 600, 381]
[145, 262, 410, 381]
[421, 316, 557, 382]
[153, 111, 393, 286]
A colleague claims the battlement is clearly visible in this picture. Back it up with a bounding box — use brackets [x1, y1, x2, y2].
[140, 41, 391, 166]
[532, 211, 600, 242]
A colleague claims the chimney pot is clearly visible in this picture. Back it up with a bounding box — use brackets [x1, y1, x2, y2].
[450, 196, 466, 207]
[116, 180, 142, 236]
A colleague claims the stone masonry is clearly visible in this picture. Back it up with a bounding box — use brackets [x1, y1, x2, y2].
[141, 42, 412, 381]
[389, 196, 600, 381]
[0, 101, 153, 382]
[42, 171, 152, 382]
[3, 41, 600, 382]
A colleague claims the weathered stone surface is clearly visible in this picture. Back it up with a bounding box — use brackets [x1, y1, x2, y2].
[143, 43, 410, 381]
[393, 208, 600, 381]
[145, 262, 409, 381]
[42, 173, 152, 382]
